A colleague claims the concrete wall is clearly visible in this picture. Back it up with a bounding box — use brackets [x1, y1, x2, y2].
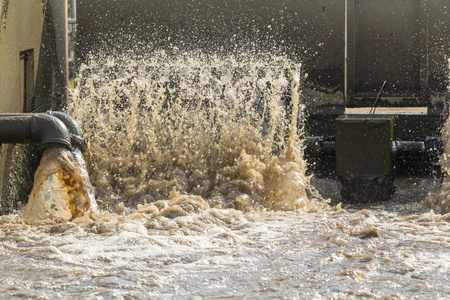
[76, 0, 345, 90]
[76, 0, 449, 107]
[0, 0, 68, 113]
[0, 0, 46, 112]
[0, 0, 68, 214]
[345, 0, 449, 102]
[429, 1, 450, 93]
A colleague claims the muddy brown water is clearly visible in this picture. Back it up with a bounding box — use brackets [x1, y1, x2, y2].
[0, 52, 448, 299]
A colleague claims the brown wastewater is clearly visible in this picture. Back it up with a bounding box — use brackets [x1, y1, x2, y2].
[0, 51, 449, 299]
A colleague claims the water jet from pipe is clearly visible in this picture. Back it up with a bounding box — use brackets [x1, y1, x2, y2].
[0, 112, 96, 223]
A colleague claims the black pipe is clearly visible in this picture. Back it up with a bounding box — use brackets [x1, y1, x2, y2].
[46, 111, 85, 150]
[306, 135, 442, 157]
[0, 113, 71, 149]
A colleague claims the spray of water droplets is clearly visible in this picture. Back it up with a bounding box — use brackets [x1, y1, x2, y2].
[424, 59, 450, 214]
[68, 50, 327, 213]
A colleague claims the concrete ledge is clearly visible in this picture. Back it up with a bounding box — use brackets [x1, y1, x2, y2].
[345, 107, 428, 115]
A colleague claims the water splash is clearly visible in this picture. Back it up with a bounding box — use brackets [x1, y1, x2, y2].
[424, 58, 450, 214]
[23, 147, 93, 224]
[72, 146, 98, 213]
[68, 50, 326, 213]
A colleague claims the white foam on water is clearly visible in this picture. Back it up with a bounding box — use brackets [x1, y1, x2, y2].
[0, 209, 449, 298]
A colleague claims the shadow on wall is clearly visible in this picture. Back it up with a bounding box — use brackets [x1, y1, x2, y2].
[0, 0, 68, 214]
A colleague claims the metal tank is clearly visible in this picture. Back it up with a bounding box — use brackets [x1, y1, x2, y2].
[75, 0, 449, 202]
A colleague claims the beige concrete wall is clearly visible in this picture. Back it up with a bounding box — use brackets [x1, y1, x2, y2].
[0, 0, 68, 214]
[0, 0, 46, 213]
[0, 0, 46, 113]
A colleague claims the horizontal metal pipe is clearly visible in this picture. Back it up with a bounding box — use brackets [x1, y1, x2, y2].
[305, 135, 442, 157]
[0, 113, 71, 149]
[305, 136, 336, 155]
[392, 141, 425, 156]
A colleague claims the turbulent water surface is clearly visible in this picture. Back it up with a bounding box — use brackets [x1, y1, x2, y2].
[0, 52, 449, 299]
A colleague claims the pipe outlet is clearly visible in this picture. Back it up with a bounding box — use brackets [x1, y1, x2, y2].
[46, 111, 85, 150]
